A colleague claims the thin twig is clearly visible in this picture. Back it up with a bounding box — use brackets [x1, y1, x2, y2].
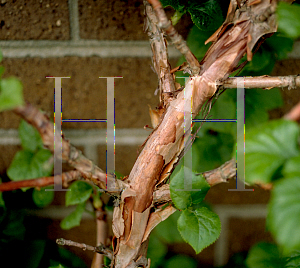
[147, 0, 201, 74]
[0, 170, 81, 192]
[13, 103, 125, 194]
[56, 238, 113, 260]
[201, 158, 236, 186]
[220, 75, 300, 89]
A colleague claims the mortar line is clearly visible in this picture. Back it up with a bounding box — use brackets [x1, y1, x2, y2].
[0, 40, 299, 59]
[68, 0, 80, 41]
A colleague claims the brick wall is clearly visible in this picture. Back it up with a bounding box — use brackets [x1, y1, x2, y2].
[0, 0, 299, 267]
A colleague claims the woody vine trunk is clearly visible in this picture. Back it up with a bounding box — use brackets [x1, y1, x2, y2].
[110, 0, 293, 267]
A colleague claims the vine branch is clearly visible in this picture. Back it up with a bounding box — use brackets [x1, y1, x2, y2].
[13, 103, 126, 194]
[147, 0, 201, 74]
[220, 75, 300, 89]
[0, 170, 81, 192]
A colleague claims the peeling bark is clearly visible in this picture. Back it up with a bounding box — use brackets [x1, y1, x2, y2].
[112, 1, 289, 267]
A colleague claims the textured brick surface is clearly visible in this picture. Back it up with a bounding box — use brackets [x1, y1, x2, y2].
[269, 59, 300, 118]
[0, 57, 163, 129]
[78, 0, 193, 40]
[98, 144, 140, 176]
[0, 0, 70, 40]
[205, 180, 270, 204]
[227, 218, 273, 259]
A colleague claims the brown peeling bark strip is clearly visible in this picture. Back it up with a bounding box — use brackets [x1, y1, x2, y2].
[221, 75, 300, 89]
[115, 19, 251, 268]
[147, 0, 200, 74]
[144, 1, 176, 105]
[114, 1, 282, 267]
[14, 103, 124, 194]
[0, 170, 80, 192]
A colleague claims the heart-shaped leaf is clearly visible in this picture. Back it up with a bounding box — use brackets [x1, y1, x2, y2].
[0, 77, 24, 112]
[267, 177, 300, 255]
[66, 181, 93, 206]
[7, 149, 53, 182]
[170, 166, 210, 210]
[177, 207, 221, 254]
[246, 242, 285, 268]
[60, 202, 85, 230]
[238, 119, 299, 184]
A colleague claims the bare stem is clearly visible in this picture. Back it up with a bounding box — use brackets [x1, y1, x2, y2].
[202, 158, 236, 186]
[220, 75, 300, 89]
[0, 170, 81, 192]
[56, 238, 113, 260]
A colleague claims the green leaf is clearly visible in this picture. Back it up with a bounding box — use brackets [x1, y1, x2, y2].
[165, 255, 197, 268]
[7, 149, 53, 182]
[267, 177, 300, 255]
[32, 186, 54, 208]
[65, 181, 93, 206]
[60, 202, 85, 230]
[147, 235, 168, 267]
[0, 77, 24, 112]
[49, 265, 65, 268]
[153, 210, 184, 244]
[282, 155, 300, 178]
[246, 242, 285, 268]
[277, 2, 300, 39]
[19, 120, 44, 152]
[177, 207, 221, 254]
[245, 88, 283, 130]
[170, 166, 210, 210]
[240, 120, 299, 184]
[171, 9, 185, 25]
[0, 66, 5, 77]
[160, 0, 185, 10]
[188, 0, 223, 31]
[0, 50, 2, 62]
[285, 251, 300, 267]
